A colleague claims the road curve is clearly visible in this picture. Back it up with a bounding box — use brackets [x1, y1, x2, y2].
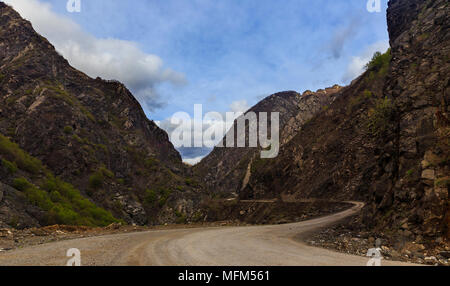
[0, 202, 414, 266]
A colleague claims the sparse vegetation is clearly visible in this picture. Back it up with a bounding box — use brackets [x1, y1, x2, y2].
[13, 177, 32, 191]
[89, 171, 104, 190]
[347, 90, 373, 115]
[185, 178, 199, 187]
[435, 177, 450, 188]
[98, 166, 114, 178]
[2, 135, 120, 227]
[1, 158, 18, 174]
[158, 188, 172, 207]
[175, 210, 187, 224]
[0, 134, 44, 174]
[367, 97, 395, 137]
[144, 157, 160, 170]
[365, 49, 392, 75]
[44, 82, 96, 122]
[63, 126, 73, 135]
[20, 176, 119, 226]
[144, 189, 157, 205]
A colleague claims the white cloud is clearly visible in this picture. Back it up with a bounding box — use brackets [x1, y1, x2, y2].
[183, 156, 206, 166]
[342, 41, 390, 83]
[229, 100, 249, 113]
[5, 0, 186, 110]
[157, 100, 250, 161]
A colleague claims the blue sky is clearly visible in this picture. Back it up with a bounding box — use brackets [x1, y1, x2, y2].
[6, 0, 390, 163]
[42, 0, 389, 119]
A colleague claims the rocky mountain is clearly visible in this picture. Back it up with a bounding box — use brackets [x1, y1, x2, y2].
[0, 2, 201, 228]
[200, 0, 449, 248]
[195, 86, 342, 197]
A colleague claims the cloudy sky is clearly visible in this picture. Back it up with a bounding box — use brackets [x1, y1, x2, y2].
[5, 0, 390, 164]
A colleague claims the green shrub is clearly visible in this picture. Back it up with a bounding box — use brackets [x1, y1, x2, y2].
[158, 188, 172, 207]
[367, 97, 395, 137]
[365, 49, 392, 73]
[63, 126, 73, 134]
[49, 190, 63, 203]
[175, 210, 187, 224]
[13, 177, 32, 191]
[1, 158, 18, 174]
[144, 189, 157, 205]
[363, 90, 373, 98]
[89, 172, 104, 190]
[99, 167, 114, 178]
[0, 134, 43, 174]
[0, 73, 5, 82]
[406, 169, 415, 177]
[185, 178, 199, 187]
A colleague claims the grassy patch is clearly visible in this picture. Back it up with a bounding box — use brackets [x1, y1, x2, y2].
[1, 158, 18, 174]
[21, 176, 118, 226]
[0, 134, 43, 174]
[2, 135, 119, 227]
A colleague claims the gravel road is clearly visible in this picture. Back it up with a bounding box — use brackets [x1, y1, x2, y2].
[0, 202, 415, 266]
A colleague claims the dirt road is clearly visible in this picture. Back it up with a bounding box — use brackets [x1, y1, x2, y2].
[0, 202, 414, 266]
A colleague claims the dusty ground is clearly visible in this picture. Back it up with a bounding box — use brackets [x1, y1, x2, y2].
[0, 200, 352, 252]
[0, 202, 417, 266]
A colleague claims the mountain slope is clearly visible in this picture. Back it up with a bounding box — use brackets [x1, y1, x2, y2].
[0, 2, 200, 227]
[195, 86, 342, 197]
[198, 0, 449, 248]
[233, 0, 449, 244]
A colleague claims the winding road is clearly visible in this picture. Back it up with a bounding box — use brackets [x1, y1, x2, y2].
[0, 202, 414, 266]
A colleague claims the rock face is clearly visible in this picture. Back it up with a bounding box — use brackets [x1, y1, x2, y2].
[200, 0, 449, 245]
[195, 86, 341, 197]
[365, 0, 449, 240]
[0, 2, 200, 227]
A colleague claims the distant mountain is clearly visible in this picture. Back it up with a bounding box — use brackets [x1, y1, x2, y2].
[0, 2, 201, 228]
[195, 86, 342, 197]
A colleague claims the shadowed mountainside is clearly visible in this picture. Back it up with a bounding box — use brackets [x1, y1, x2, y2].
[0, 2, 202, 228]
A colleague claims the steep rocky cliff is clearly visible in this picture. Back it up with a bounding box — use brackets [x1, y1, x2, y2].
[195, 86, 342, 197]
[228, 0, 449, 245]
[0, 2, 201, 227]
[364, 0, 449, 241]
